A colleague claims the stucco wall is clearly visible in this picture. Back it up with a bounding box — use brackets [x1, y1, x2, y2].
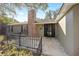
[66, 10, 74, 55]
[55, 8, 74, 55]
[56, 4, 79, 56]
[36, 24, 44, 36]
[73, 5, 79, 55]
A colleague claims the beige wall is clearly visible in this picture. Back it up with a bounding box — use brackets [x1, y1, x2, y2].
[66, 9, 74, 55]
[36, 24, 44, 36]
[56, 4, 79, 56]
[55, 16, 66, 42]
[55, 7, 74, 55]
[73, 5, 79, 55]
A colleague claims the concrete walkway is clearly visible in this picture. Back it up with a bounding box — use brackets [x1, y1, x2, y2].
[42, 37, 68, 56]
[8, 36, 68, 56]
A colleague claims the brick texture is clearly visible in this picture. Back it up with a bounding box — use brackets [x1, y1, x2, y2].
[28, 9, 38, 37]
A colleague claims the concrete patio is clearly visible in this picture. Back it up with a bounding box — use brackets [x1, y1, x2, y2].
[42, 37, 68, 56]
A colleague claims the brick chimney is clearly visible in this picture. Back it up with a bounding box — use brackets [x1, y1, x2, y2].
[28, 9, 38, 37]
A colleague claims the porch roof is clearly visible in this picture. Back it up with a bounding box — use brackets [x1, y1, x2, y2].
[8, 21, 56, 26]
[8, 22, 28, 26]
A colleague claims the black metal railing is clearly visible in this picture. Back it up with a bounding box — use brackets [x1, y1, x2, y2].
[2, 25, 42, 56]
[6, 31, 42, 56]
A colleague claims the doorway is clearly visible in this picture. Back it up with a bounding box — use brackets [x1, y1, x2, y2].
[44, 24, 55, 37]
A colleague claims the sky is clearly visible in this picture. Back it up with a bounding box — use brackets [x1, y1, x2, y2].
[14, 3, 63, 22]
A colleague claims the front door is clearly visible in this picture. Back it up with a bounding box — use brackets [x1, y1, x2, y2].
[44, 24, 55, 37]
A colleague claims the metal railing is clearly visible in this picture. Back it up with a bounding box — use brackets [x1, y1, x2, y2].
[6, 31, 42, 56]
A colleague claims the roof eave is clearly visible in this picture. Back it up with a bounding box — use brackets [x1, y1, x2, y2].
[54, 3, 76, 23]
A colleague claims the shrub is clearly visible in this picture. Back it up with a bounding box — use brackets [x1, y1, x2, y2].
[0, 43, 33, 56]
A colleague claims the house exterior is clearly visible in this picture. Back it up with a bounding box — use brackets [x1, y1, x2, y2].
[55, 4, 79, 55]
[7, 20, 55, 37]
[8, 9, 56, 37]
[7, 3, 79, 56]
